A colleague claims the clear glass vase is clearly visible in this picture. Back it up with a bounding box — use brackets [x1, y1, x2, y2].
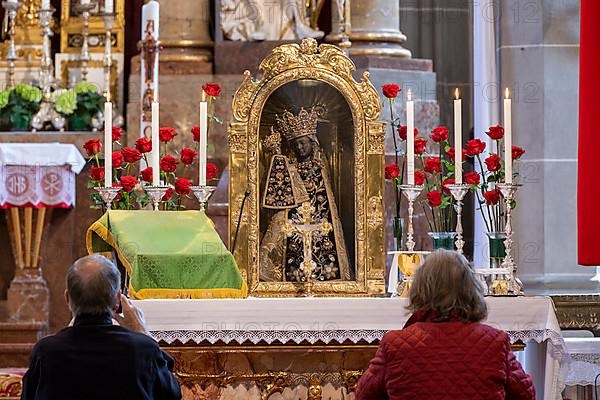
[486, 232, 507, 269]
[428, 232, 457, 251]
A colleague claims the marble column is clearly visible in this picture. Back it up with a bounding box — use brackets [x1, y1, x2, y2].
[159, 0, 213, 71]
[327, 0, 411, 58]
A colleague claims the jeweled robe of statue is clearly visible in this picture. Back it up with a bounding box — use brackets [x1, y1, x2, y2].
[260, 108, 350, 282]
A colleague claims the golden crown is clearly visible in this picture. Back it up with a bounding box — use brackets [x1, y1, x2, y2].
[275, 107, 318, 142]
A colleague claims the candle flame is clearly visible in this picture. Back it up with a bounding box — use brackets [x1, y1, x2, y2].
[505, 88, 510, 99]
[455, 88, 459, 100]
[407, 89, 412, 102]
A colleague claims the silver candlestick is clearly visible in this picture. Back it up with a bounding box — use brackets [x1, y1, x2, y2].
[31, 6, 66, 132]
[145, 186, 169, 211]
[38, 6, 54, 90]
[399, 184, 424, 252]
[446, 184, 469, 254]
[191, 186, 217, 212]
[77, 2, 96, 82]
[94, 186, 121, 210]
[497, 183, 524, 296]
[2, 0, 21, 88]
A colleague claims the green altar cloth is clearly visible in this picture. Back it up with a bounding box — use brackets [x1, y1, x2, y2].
[86, 210, 247, 299]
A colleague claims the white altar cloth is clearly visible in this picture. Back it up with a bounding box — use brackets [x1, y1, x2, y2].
[564, 338, 600, 386]
[0, 143, 86, 208]
[134, 296, 567, 400]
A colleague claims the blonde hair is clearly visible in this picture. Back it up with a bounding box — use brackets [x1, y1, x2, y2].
[408, 249, 487, 322]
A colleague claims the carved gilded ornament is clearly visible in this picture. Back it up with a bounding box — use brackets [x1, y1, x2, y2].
[228, 38, 385, 297]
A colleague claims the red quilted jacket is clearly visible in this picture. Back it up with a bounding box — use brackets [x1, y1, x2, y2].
[356, 311, 535, 400]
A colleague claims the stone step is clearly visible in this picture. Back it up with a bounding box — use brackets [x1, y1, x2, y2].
[0, 322, 47, 344]
[0, 343, 34, 368]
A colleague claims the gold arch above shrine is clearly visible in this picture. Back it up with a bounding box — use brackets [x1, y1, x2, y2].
[228, 38, 386, 297]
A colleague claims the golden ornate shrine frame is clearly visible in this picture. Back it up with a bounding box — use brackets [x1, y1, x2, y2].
[228, 39, 386, 297]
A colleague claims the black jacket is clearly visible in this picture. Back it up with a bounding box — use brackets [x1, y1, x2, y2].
[21, 314, 181, 400]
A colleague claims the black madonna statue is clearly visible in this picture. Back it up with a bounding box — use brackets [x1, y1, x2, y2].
[259, 107, 351, 282]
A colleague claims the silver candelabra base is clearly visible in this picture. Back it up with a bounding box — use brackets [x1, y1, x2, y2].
[145, 186, 170, 211]
[191, 185, 217, 212]
[94, 186, 121, 210]
[399, 184, 424, 252]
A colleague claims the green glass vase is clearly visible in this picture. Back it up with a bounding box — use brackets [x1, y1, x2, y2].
[428, 232, 457, 251]
[486, 232, 507, 268]
[392, 217, 404, 251]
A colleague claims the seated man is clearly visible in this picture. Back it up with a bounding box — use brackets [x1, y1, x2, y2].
[21, 255, 181, 400]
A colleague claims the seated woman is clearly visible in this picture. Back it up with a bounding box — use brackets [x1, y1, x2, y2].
[356, 250, 535, 400]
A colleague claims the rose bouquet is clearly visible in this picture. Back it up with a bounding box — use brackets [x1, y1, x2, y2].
[467, 126, 526, 233]
[382, 83, 408, 250]
[466, 126, 525, 266]
[415, 126, 459, 249]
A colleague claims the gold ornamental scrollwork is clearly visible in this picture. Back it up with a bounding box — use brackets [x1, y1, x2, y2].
[228, 38, 385, 297]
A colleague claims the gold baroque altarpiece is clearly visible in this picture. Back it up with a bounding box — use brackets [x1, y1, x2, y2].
[228, 38, 386, 297]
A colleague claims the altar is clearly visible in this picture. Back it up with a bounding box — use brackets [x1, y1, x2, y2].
[135, 296, 567, 400]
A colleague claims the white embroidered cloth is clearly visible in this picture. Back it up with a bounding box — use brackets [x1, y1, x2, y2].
[134, 296, 567, 400]
[564, 338, 600, 386]
[0, 143, 86, 207]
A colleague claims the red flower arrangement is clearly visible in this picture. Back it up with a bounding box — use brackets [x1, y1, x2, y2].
[83, 84, 223, 211]
[467, 125, 527, 232]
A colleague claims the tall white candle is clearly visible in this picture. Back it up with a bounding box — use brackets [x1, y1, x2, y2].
[151, 102, 160, 185]
[504, 88, 513, 184]
[140, 0, 160, 138]
[454, 88, 463, 184]
[80, 0, 90, 5]
[199, 102, 208, 186]
[105, 0, 114, 14]
[406, 89, 415, 185]
[104, 102, 112, 187]
[41, 0, 50, 9]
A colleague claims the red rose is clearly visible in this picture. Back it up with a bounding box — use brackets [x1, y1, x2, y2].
[174, 177, 192, 195]
[415, 170, 426, 185]
[430, 126, 449, 143]
[442, 178, 455, 196]
[83, 139, 101, 157]
[465, 139, 486, 157]
[414, 138, 428, 154]
[382, 84, 400, 99]
[112, 126, 123, 141]
[159, 127, 177, 143]
[89, 166, 104, 181]
[464, 171, 481, 185]
[160, 154, 179, 173]
[191, 125, 201, 142]
[424, 157, 441, 174]
[206, 163, 219, 180]
[427, 190, 442, 207]
[446, 147, 467, 162]
[485, 154, 502, 172]
[180, 147, 198, 165]
[202, 83, 221, 97]
[486, 125, 504, 140]
[120, 175, 138, 192]
[483, 189, 501, 205]
[140, 167, 153, 183]
[112, 152, 124, 168]
[162, 187, 174, 201]
[385, 163, 400, 180]
[512, 145, 525, 160]
[121, 147, 142, 163]
[135, 136, 152, 154]
[398, 126, 418, 141]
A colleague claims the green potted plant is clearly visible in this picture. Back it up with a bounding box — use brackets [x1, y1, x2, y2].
[52, 89, 77, 120]
[69, 81, 105, 131]
[0, 83, 42, 131]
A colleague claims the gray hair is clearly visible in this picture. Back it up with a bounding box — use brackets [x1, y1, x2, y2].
[66, 254, 121, 317]
[408, 249, 488, 322]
